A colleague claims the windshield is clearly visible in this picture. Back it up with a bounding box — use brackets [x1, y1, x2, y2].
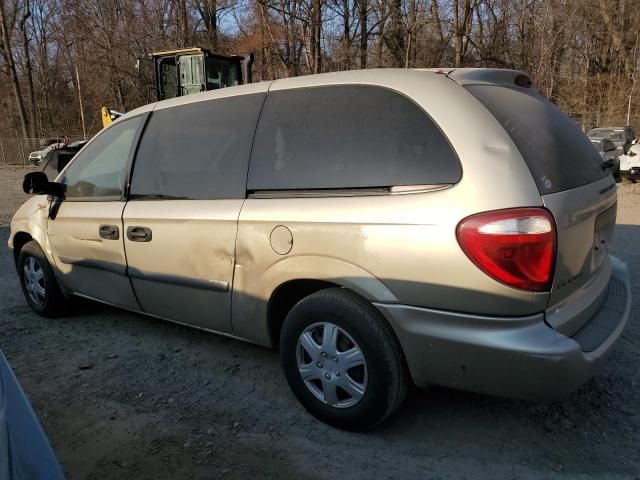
[205, 57, 240, 89]
[588, 129, 625, 142]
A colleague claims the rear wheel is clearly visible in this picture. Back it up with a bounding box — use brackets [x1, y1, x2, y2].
[280, 288, 408, 430]
[18, 241, 67, 317]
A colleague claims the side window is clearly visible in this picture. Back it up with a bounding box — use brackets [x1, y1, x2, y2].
[62, 116, 142, 199]
[129, 93, 265, 200]
[248, 85, 461, 191]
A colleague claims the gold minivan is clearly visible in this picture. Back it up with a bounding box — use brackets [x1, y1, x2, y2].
[10, 69, 631, 430]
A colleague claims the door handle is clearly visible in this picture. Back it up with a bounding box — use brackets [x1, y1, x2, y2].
[99, 224, 120, 240]
[127, 226, 152, 242]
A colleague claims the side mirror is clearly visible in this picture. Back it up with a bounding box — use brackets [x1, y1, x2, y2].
[23, 172, 66, 197]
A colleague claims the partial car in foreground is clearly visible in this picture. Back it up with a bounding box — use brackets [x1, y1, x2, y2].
[0, 350, 64, 479]
[10, 69, 631, 430]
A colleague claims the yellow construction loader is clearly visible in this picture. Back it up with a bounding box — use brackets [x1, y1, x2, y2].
[102, 47, 253, 128]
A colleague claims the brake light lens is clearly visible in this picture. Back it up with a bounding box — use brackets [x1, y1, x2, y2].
[456, 208, 556, 292]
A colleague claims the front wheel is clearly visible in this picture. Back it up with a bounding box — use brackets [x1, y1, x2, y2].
[18, 241, 67, 317]
[280, 288, 408, 430]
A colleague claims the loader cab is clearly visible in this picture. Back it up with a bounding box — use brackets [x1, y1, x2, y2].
[152, 48, 252, 101]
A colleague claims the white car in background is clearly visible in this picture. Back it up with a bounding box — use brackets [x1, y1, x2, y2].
[619, 142, 640, 182]
[28, 143, 66, 166]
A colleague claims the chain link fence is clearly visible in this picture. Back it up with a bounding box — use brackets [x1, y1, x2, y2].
[0, 136, 86, 165]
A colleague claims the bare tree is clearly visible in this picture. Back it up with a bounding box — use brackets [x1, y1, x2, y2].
[0, 0, 30, 137]
[2, 0, 639, 139]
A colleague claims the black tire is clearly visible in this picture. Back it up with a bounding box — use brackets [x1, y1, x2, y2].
[280, 288, 408, 430]
[18, 240, 67, 317]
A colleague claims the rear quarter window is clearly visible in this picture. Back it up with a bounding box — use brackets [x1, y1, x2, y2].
[248, 85, 461, 191]
[466, 85, 608, 194]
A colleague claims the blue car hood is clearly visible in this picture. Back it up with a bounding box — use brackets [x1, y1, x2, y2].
[0, 350, 64, 479]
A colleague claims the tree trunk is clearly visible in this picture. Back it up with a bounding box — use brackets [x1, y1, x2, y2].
[599, 0, 630, 75]
[359, 0, 367, 68]
[311, 0, 322, 73]
[453, 0, 472, 67]
[405, 0, 416, 68]
[342, 0, 350, 70]
[259, 1, 291, 77]
[0, 0, 29, 138]
[430, 0, 446, 65]
[385, 0, 405, 67]
[196, 0, 218, 50]
[20, 0, 37, 137]
[178, 0, 189, 46]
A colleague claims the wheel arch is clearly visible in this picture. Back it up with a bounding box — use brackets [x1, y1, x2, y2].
[232, 255, 399, 348]
[267, 279, 338, 349]
[12, 231, 34, 267]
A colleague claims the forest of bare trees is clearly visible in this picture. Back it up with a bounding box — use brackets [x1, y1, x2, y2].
[1, 0, 639, 140]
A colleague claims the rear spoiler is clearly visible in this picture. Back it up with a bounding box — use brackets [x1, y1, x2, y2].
[420, 68, 535, 89]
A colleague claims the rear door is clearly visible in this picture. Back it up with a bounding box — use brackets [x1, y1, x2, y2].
[122, 92, 266, 332]
[465, 82, 616, 332]
[48, 115, 145, 309]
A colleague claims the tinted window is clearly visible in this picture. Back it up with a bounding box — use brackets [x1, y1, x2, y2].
[468, 85, 607, 194]
[62, 116, 142, 198]
[248, 85, 460, 190]
[205, 56, 240, 89]
[130, 93, 265, 200]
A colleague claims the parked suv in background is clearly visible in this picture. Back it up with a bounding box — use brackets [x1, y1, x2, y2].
[590, 138, 621, 181]
[619, 143, 640, 182]
[587, 126, 637, 155]
[10, 69, 631, 430]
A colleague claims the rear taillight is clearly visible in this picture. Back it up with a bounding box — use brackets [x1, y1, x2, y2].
[456, 208, 556, 292]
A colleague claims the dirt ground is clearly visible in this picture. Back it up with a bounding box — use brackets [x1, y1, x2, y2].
[0, 164, 638, 479]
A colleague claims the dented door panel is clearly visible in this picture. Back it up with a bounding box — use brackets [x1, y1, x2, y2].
[122, 200, 241, 332]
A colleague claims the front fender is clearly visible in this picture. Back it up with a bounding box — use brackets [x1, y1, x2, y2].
[8, 196, 52, 265]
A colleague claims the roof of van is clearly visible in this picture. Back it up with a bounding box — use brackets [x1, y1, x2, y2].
[123, 67, 531, 118]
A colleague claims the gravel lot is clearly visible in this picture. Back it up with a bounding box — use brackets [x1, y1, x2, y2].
[0, 164, 639, 479]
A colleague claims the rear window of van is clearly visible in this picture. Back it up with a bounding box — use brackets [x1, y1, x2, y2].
[466, 85, 608, 194]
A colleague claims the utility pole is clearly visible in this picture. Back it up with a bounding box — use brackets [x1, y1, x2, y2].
[76, 65, 87, 140]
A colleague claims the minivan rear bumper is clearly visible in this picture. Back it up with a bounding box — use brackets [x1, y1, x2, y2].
[374, 255, 631, 400]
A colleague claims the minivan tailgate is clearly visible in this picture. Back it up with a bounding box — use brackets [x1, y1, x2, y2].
[542, 176, 617, 327]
